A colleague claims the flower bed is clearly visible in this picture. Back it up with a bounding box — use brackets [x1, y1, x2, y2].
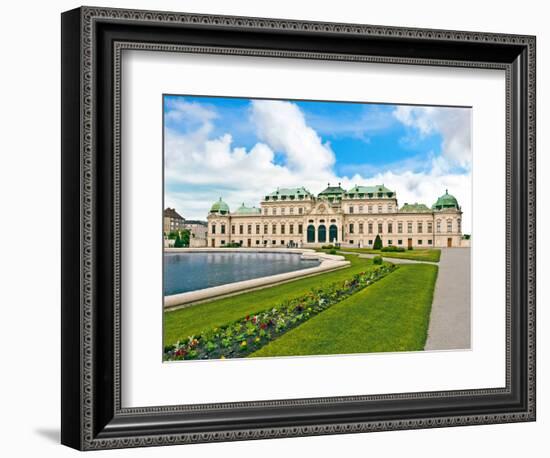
[163, 263, 396, 361]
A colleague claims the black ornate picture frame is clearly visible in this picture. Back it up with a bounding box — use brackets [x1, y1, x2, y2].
[61, 6, 536, 450]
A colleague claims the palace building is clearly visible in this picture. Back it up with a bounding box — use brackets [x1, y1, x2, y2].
[206, 184, 466, 249]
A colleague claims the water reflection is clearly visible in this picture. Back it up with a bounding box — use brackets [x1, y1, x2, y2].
[164, 252, 320, 295]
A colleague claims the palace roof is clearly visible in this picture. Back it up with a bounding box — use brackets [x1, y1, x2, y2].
[264, 187, 313, 201]
[318, 183, 346, 198]
[234, 203, 262, 215]
[400, 202, 431, 213]
[345, 184, 395, 198]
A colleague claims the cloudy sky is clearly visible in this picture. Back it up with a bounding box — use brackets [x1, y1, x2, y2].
[164, 95, 472, 233]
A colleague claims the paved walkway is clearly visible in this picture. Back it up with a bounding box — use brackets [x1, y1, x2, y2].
[343, 248, 471, 350]
[424, 248, 471, 350]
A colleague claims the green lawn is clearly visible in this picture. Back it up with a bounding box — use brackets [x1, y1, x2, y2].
[337, 247, 441, 263]
[250, 263, 438, 357]
[164, 254, 378, 346]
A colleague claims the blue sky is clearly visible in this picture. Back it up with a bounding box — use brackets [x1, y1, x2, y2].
[163, 94, 472, 231]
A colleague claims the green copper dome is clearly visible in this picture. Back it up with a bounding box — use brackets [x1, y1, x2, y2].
[210, 197, 230, 214]
[432, 190, 460, 210]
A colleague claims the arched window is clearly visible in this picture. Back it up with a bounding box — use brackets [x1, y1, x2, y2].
[329, 225, 338, 242]
[307, 225, 315, 243]
[318, 225, 327, 243]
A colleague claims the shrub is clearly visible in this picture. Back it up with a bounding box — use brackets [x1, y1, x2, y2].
[223, 242, 241, 248]
[321, 244, 334, 250]
[381, 246, 405, 252]
[329, 248, 337, 255]
[407, 245, 413, 250]
[372, 255, 383, 265]
[373, 234, 383, 250]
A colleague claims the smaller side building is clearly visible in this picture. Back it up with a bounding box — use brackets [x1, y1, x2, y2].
[163, 207, 185, 234]
[184, 220, 208, 248]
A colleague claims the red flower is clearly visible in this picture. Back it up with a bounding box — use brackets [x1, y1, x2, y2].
[245, 315, 250, 321]
[260, 323, 267, 330]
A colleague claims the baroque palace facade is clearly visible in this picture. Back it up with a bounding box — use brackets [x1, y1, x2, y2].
[206, 184, 466, 249]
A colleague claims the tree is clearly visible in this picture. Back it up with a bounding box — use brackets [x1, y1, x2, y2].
[373, 234, 383, 250]
[181, 229, 191, 247]
[174, 234, 183, 248]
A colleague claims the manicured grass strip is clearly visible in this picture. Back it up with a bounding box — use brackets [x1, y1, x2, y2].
[164, 265, 395, 361]
[250, 264, 438, 357]
[337, 247, 441, 263]
[164, 254, 375, 346]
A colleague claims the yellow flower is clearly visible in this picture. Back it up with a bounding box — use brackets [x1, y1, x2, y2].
[241, 341, 247, 347]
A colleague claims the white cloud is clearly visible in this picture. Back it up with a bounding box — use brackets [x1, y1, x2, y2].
[393, 106, 471, 170]
[165, 100, 471, 233]
[250, 100, 335, 174]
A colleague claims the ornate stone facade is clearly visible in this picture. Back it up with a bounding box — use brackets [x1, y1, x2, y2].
[207, 185, 465, 249]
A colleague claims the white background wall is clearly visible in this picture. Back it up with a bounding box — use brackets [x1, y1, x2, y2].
[0, 0, 546, 456]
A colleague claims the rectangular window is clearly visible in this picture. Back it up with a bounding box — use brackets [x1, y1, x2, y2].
[359, 205, 363, 213]
[388, 205, 393, 213]
[298, 224, 303, 234]
[437, 220, 441, 233]
[289, 224, 294, 234]
[447, 219, 453, 233]
[221, 240, 225, 245]
[211, 224, 216, 234]
[239, 225, 244, 235]
[281, 208, 285, 215]
[368, 239, 373, 245]
[388, 240, 393, 245]
[428, 239, 433, 245]
[378, 223, 383, 233]
[457, 219, 461, 233]
[298, 208, 303, 215]
[221, 224, 226, 234]
[398, 239, 403, 245]
[388, 222, 393, 234]
[368, 222, 373, 234]
[368, 205, 373, 213]
[281, 240, 285, 245]
[256, 240, 260, 245]
[272, 208, 276, 215]
[398, 222, 403, 233]
[378, 204, 383, 213]
[231, 225, 235, 235]
[290, 207, 294, 214]
[256, 224, 260, 235]
[407, 222, 413, 233]
[349, 223, 354, 234]
[349, 206, 354, 214]
[359, 223, 364, 234]
[418, 222, 423, 234]
[281, 224, 286, 235]
[427, 222, 433, 233]
[263, 224, 268, 235]
[247, 225, 252, 235]
[272, 240, 276, 244]
[418, 239, 423, 245]
[272, 224, 276, 235]
[263, 208, 267, 215]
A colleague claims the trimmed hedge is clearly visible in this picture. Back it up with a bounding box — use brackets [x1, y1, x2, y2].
[381, 246, 406, 252]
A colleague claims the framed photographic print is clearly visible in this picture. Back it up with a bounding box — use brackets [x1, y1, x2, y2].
[61, 6, 536, 450]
